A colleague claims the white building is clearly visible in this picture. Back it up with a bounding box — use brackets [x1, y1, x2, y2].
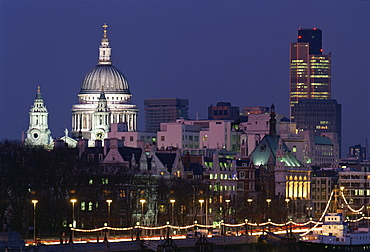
[71, 24, 138, 146]
[25, 86, 53, 149]
[157, 119, 241, 152]
[108, 123, 156, 148]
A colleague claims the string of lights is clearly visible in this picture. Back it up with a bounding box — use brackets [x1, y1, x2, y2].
[72, 190, 369, 234]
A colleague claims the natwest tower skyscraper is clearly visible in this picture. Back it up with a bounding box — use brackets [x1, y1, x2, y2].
[290, 28, 331, 118]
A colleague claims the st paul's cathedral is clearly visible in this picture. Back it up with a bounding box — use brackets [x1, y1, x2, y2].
[26, 24, 138, 148]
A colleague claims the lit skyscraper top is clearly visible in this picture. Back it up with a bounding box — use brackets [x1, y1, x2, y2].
[290, 28, 331, 116]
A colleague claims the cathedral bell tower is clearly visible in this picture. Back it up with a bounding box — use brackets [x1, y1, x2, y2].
[90, 87, 111, 144]
[26, 86, 53, 149]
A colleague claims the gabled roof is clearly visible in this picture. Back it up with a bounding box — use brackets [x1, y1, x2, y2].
[156, 153, 177, 171]
[118, 147, 142, 163]
[250, 135, 302, 167]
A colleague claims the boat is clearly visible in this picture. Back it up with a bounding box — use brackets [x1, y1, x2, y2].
[298, 210, 370, 251]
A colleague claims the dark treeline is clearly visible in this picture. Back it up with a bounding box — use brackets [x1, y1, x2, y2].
[0, 140, 214, 237]
[0, 140, 82, 235]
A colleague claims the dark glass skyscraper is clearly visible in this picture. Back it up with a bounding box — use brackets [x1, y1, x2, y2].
[297, 28, 322, 55]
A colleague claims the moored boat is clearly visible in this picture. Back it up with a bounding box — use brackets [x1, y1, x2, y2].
[298, 212, 370, 251]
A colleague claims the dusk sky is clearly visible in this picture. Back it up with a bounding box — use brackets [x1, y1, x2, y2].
[0, 0, 369, 156]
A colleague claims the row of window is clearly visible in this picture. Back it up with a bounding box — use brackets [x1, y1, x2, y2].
[88, 178, 109, 185]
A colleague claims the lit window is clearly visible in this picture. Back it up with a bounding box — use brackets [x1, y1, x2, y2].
[88, 202, 93, 211]
[81, 202, 86, 211]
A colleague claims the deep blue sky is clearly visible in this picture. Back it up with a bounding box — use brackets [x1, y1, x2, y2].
[1, 0, 369, 156]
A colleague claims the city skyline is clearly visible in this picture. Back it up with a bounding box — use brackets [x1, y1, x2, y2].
[0, 0, 369, 157]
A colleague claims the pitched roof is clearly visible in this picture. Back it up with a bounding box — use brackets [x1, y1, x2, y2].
[156, 152, 177, 173]
[117, 147, 142, 163]
[250, 135, 302, 167]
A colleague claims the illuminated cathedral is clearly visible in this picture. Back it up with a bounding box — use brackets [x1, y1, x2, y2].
[71, 24, 138, 146]
[26, 24, 138, 148]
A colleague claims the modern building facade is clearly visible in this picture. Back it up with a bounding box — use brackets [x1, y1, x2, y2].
[348, 144, 367, 162]
[144, 98, 189, 133]
[290, 28, 331, 118]
[71, 24, 138, 145]
[291, 98, 341, 152]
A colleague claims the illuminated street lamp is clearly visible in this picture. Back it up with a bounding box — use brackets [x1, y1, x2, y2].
[31, 200, 38, 245]
[225, 199, 231, 219]
[170, 199, 176, 225]
[266, 199, 272, 220]
[140, 199, 146, 220]
[247, 199, 253, 221]
[199, 199, 204, 224]
[139, 199, 146, 236]
[70, 199, 77, 241]
[106, 199, 112, 226]
[285, 198, 290, 219]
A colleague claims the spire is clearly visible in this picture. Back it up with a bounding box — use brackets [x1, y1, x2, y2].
[36, 86, 42, 99]
[103, 23, 108, 38]
[269, 103, 277, 135]
[98, 23, 112, 65]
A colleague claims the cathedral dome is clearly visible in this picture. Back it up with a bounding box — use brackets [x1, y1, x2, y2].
[80, 65, 131, 95]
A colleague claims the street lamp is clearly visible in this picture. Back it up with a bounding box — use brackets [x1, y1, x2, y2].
[106, 199, 112, 226]
[139, 199, 146, 236]
[266, 199, 271, 221]
[199, 199, 204, 224]
[70, 199, 77, 241]
[106, 199, 112, 239]
[140, 199, 146, 220]
[170, 199, 175, 225]
[225, 199, 231, 221]
[285, 198, 290, 220]
[247, 199, 253, 221]
[31, 200, 38, 245]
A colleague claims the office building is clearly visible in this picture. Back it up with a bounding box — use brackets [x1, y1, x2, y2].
[292, 99, 341, 153]
[144, 98, 189, 133]
[290, 28, 331, 117]
[348, 144, 367, 161]
[208, 102, 240, 120]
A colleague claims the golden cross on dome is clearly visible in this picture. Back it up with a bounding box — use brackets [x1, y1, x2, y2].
[103, 23, 108, 38]
[37, 86, 41, 93]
